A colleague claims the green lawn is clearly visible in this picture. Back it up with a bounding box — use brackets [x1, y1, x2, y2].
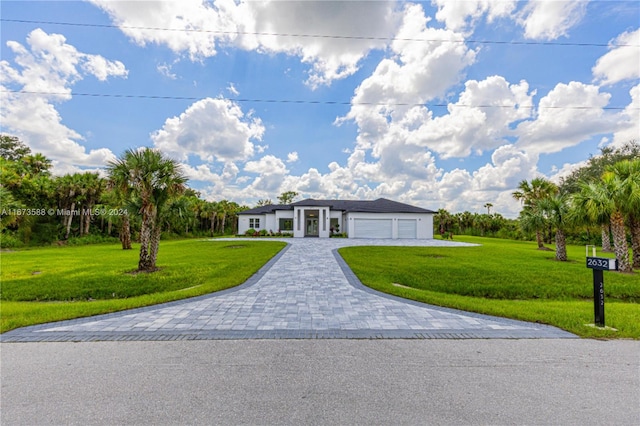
[0, 239, 286, 333]
[339, 236, 640, 339]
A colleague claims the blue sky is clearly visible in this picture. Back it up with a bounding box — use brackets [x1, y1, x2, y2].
[1, 0, 638, 217]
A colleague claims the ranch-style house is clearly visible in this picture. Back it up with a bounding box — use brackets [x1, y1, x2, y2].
[238, 198, 435, 239]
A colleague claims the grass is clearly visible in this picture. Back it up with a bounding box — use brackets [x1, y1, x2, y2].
[339, 236, 640, 339]
[0, 239, 286, 333]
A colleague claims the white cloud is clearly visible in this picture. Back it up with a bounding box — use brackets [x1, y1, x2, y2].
[286, 151, 299, 163]
[227, 82, 239, 96]
[471, 144, 538, 191]
[610, 84, 640, 148]
[339, 3, 477, 171]
[548, 159, 589, 184]
[89, 0, 233, 59]
[244, 155, 289, 192]
[82, 54, 128, 81]
[432, 0, 517, 32]
[515, 81, 615, 154]
[518, 0, 587, 40]
[0, 29, 127, 170]
[406, 76, 535, 158]
[151, 97, 264, 163]
[593, 29, 640, 86]
[157, 63, 177, 79]
[90, 0, 401, 87]
[182, 163, 224, 184]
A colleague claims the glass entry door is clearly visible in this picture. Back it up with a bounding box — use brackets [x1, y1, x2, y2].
[305, 218, 319, 236]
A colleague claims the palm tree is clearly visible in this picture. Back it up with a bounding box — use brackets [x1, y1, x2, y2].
[201, 201, 218, 236]
[0, 187, 25, 231]
[76, 172, 104, 236]
[512, 178, 558, 249]
[574, 173, 632, 273]
[107, 148, 186, 271]
[23, 153, 52, 176]
[609, 159, 640, 268]
[484, 203, 493, 215]
[217, 199, 230, 235]
[539, 194, 571, 261]
[226, 201, 241, 235]
[435, 209, 454, 237]
[55, 173, 83, 240]
[105, 169, 134, 249]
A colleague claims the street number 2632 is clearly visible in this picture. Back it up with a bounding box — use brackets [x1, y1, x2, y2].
[587, 258, 610, 268]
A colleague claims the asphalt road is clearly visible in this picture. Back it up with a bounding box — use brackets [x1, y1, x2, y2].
[1, 339, 638, 425]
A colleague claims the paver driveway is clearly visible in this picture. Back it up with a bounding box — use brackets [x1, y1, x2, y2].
[1, 238, 576, 341]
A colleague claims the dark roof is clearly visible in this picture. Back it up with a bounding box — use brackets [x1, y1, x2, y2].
[239, 198, 434, 215]
[238, 204, 290, 215]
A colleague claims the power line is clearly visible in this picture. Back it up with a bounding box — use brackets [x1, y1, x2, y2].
[2, 89, 635, 110]
[2, 18, 637, 48]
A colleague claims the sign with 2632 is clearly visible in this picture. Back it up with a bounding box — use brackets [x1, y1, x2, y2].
[586, 257, 618, 271]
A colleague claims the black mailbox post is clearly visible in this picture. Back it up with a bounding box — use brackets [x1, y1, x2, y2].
[586, 256, 618, 327]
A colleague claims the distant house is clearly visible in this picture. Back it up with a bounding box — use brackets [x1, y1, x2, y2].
[238, 198, 435, 239]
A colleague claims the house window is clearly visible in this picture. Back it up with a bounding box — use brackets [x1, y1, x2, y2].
[279, 218, 293, 231]
[249, 218, 260, 229]
[323, 209, 326, 231]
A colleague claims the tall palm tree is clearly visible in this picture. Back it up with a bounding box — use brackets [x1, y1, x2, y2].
[539, 194, 571, 261]
[107, 148, 186, 271]
[55, 173, 83, 240]
[512, 178, 558, 249]
[484, 203, 493, 215]
[217, 199, 230, 235]
[609, 159, 640, 268]
[574, 173, 633, 273]
[104, 178, 133, 250]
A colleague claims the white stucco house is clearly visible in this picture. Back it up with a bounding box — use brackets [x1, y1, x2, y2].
[238, 198, 435, 239]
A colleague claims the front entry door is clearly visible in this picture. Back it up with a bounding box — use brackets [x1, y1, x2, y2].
[306, 218, 319, 236]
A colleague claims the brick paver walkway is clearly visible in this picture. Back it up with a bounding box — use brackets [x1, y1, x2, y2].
[1, 239, 576, 341]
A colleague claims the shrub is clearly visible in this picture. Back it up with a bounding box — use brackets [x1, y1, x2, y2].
[245, 228, 256, 236]
[66, 235, 120, 246]
[0, 232, 24, 249]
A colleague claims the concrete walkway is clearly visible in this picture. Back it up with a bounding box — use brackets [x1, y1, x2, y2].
[1, 238, 576, 341]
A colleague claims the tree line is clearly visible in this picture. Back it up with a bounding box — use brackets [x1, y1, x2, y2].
[3, 134, 638, 272]
[0, 136, 247, 259]
[435, 141, 639, 272]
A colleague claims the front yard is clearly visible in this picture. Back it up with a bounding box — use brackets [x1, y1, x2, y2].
[0, 239, 286, 333]
[339, 236, 640, 339]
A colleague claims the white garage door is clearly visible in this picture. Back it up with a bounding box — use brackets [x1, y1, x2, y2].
[353, 219, 392, 239]
[398, 219, 417, 239]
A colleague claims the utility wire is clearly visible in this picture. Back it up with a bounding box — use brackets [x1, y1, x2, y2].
[2, 18, 637, 47]
[2, 89, 635, 110]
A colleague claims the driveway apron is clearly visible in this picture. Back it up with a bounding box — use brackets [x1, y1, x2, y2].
[1, 239, 576, 341]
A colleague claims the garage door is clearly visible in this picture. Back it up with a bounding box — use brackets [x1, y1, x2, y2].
[398, 219, 417, 239]
[353, 219, 392, 239]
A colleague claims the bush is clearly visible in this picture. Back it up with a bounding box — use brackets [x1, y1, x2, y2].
[0, 232, 24, 249]
[259, 229, 268, 236]
[66, 235, 120, 246]
[245, 228, 256, 236]
[29, 223, 61, 245]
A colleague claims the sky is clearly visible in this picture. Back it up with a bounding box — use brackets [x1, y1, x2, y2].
[1, 0, 639, 217]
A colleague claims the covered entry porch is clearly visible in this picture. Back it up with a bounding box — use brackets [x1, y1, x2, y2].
[293, 205, 339, 238]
